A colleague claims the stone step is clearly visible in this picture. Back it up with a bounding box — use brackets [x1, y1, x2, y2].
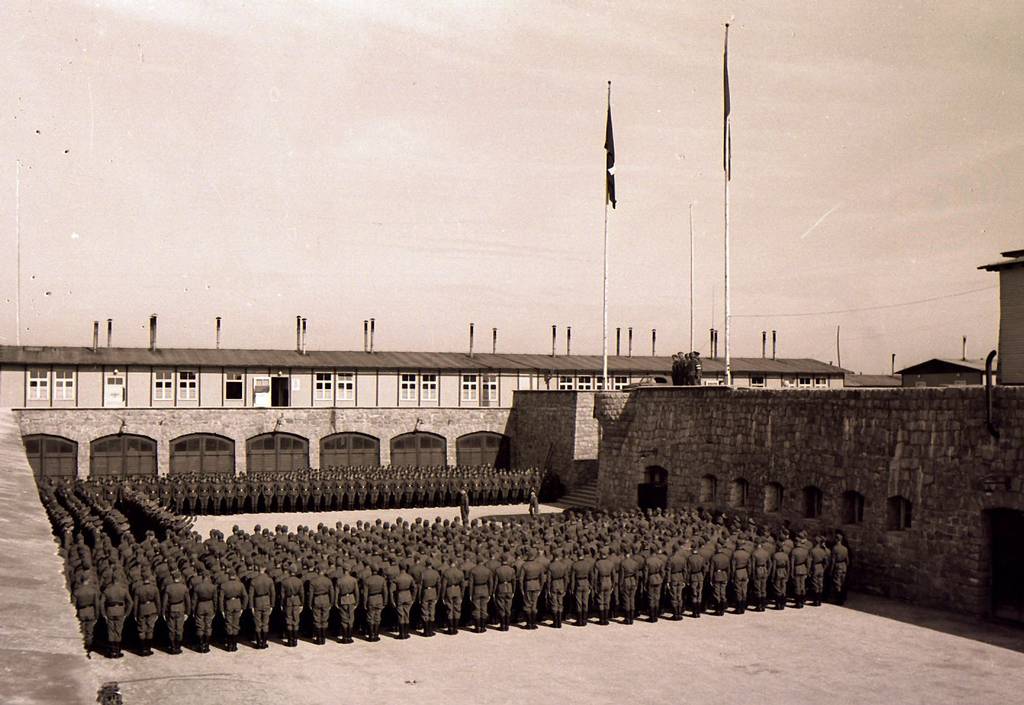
[556, 479, 599, 509]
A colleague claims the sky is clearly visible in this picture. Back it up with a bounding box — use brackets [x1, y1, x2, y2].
[1, 1, 1020, 373]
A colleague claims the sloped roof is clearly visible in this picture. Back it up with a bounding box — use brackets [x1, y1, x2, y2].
[896, 358, 988, 375]
[979, 249, 1024, 271]
[0, 345, 848, 376]
[844, 374, 902, 388]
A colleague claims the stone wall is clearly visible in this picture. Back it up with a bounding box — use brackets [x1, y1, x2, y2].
[594, 386, 1024, 616]
[17, 407, 511, 477]
[508, 391, 600, 489]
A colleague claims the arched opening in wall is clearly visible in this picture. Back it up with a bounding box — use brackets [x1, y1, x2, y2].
[90, 434, 157, 478]
[246, 433, 309, 474]
[728, 478, 749, 508]
[764, 482, 784, 513]
[802, 485, 823, 519]
[391, 432, 446, 467]
[455, 432, 510, 468]
[699, 474, 718, 504]
[637, 465, 668, 510]
[841, 490, 865, 525]
[23, 435, 77, 479]
[987, 508, 1024, 622]
[886, 495, 912, 531]
[169, 434, 235, 475]
[321, 433, 381, 467]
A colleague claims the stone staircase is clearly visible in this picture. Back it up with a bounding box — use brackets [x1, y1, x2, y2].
[554, 478, 599, 510]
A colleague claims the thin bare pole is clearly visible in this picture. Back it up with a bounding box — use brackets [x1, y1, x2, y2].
[689, 202, 694, 352]
[15, 160, 21, 346]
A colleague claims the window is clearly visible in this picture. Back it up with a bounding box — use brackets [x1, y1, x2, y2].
[558, 375, 574, 390]
[178, 370, 198, 400]
[700, 474, 717, 504]
[153, 370, 174, 401]
[728, 478, 749, 508]
[400, 373, 418, 402]
[613, 376, 629, 390]
[764, 482, 784, 513]
[814, 376, 828, 388]
[802, 485, 823, 518]
[887, 496, 912, 531]
[481, 374, 498, 403]
[798, 376, 812, 388]
[750, 375, 766, 388]
[594, 375, 605, 391]
[314, 372, 334, 401]
[841, 490, 865, 524]
[577, 375, 593, 391]
[421, 373, 437, 401]
[53, 369, 75, 401]
[336, 372, 355, 401]
[27, 368, 49, 401]
[783, 377, 797, 388]
[461, 374, 478, 402]
[224, 372, 244, 401]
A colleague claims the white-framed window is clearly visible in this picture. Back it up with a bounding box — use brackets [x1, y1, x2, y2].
[558, 375, 574, 390]
[153, 370, 174, 401]
[27, 368, 49, 401]
[53, 368, 75, 401]
[613, 375, 629, 390]
[814, 376, 828, 388]
[594, 375, 606, 391]
[798, 376, 812, 388]
[400, 373, 417, 401]
[783, 377, 797, 388]
[751, 375, 766, 388]
[461, 374, 478, 402]
[224, 372, 244, 401]
[421, 373, 437, 402]
[314, 372, 334, 401]
[576, 375, 593, 391]
[482, 374, 498, 403]
[336, 372, 355, 401]
[178, 369, 198, 400]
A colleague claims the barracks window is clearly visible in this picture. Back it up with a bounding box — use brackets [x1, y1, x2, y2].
[27, 368, 49, 401]
[336, 372, 355, 401]
[53, 368, 75, 401]
[178, 370, 198, 401]
[224, 372, 244, 401]
[153, 370, 173, 401]
[421, 373, 438, 401]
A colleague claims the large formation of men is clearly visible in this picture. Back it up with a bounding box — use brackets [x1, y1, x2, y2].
[41, 478, 850, 659]
[81, 465, 544, 516]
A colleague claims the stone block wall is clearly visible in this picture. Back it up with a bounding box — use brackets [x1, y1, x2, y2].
[508, 391, 600, 489]
[594, 386, 1024, 616]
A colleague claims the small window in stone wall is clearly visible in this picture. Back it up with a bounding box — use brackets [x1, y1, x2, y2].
[700, 474, 717, 504]
[802, 485, 823, 518]
[764, 482, 784, 512]
[728, 478, 748, 508]
[887, 496, 912, 530]
[841, 490, 865, 524]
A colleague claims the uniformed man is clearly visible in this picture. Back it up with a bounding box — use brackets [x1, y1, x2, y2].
[528, 489, 540, 518]
[392, 562, 417, 639]
[100, 574, 132, 658]
[418, 558, 441, 637]
[750, 539, 772, 612]
[468, 557, 493, 633]
[618, 549, 641, 624]
[731, 540, 752, 614]
[442, 559, 467, 635]
[809, 536, 830, 607]
[307, 567, 335, 645]
[335, 567, 360, 644]
[191, 570, 217, 652]
[594, 547, 618, 625]
[771, 544, 790, 610]
[248, 565, 276, 649]
[571, 548, 596, 626]
[686, 544, 706, 618]
[789, 536, 811, 609]
[830, 532, 850, 605]
[459, 489, 471, 525]
[644, 551, 666, 622]
[362, 565, 388, 642]
[162, 571, 191, 654]
[218, 568, 247, 651]
[667, 547, 689, 620]
[72, 573, 101, 658]
[546, 549, 570, 628]
[709, 544, 732, 616]
[280, 567, 305, 647]
[133, 572, 160, 656]
[520, 548, 546, 629]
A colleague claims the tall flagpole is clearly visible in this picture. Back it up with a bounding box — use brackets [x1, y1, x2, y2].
[689, 202, 694, 352]
[15, 160, 21, 347]
[723, 23, 732, 386]
[602, 81, 611, 386]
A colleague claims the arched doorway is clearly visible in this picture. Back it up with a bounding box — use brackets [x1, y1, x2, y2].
[23, 434, 77, 479]
[637, 465, 668, 510]
[169, 434, 235, 475]
[390, 432, 446, 467]
[321, 433, 380, 467]
[989, 509, 1024, 622]
[90, 434, 157, 478]
[455, 432, 510, 468]
[246, 433, 309, 473]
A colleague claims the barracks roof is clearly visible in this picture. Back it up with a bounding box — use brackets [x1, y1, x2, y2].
[979, 249, 1024, 272]
[896, 358, 988, 375]
[0, 345, 847, 376]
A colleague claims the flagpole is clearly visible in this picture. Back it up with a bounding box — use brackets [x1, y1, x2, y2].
[602, 81, 611, 387]
[689, 202, 694, 352]
[723, 23, 732, 386]
[15, 159, 21, 347]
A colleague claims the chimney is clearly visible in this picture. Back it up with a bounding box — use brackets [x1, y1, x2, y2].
[92, 321, 99, 352]
[215, 316, 222, 350]
[891, 353, 896, 376]
[771, 330, 777, 360]
[301, 317, 308, 354]
[628, 327, 633, 358]
[363, 320, 368, 353]
[762, 330, 767, 359]
[962, 335, 967, 361]
[295, 315, 302, 353]
[492, 327, 497, 354]
[710, 328, 715, 358]
[148, 314, 157, 352]
[651, 328, 656, 356]
[566, 326, 572, 356]
[369, 318, 375, 353]
[106, 319, 112, 348]
[616, 327, 621, 356]
[469, 323, 475, 357]
[551, 325, 557, 356]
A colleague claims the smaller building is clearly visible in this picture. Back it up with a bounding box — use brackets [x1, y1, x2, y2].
[897, 359, 987, 387]
[844, 374, 901, 388]
[980, 249, 1024, 385]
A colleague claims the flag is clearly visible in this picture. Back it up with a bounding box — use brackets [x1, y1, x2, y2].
[604, 102, 617, 208]
[723, 23, 731, 181]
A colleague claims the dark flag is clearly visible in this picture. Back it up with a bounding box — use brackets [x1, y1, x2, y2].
[604, 101, 616, 208]
[724, 23, 731, 181]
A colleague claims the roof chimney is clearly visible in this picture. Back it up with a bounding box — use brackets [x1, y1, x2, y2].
[469, 322, 475, 357]
[891, 352, 896, 376]
[215, 316, 222, 350]
[962, 335, 967, 361]
[762, 330, 767, 359]
[492, 327, 497, 354]
[91, 321, 99, 352]
[363, 320, 369, 353]
[771, 329, 777, 360]
[551, 325, 557, 357]
[710, 328, 715, 359]
[566, 326, 572, 356]
[616, 327, 621, 356]
[651, 328, 656, 357]
[301, 317, 308, 354]
[106, 319, 112, 348]
[296, 315, 302, 353]
[148, 314, 157, 352]
[369, 318, 375, 353]
[627, 326, 633, 358]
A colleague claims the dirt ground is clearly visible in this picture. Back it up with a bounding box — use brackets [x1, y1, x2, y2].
[87, 506, 1024, 705]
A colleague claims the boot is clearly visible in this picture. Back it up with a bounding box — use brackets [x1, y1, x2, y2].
[624, 610, 633, 625]
[110, 642, 123, 659]
[692, 603, 701, 618]
[796, 596, 804, 609]
[422, 621, 433, 638]
[553, 613, 562, 629]
[400, 623, 410, 639]
[716, 600, 725, 616]
[599, 610, 608, 626]
[341, 626, 353, 644]
[737, 601, 746, 615]
[140, 639, 152, 657]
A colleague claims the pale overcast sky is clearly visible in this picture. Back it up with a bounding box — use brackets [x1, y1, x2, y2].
[2, 1, 1019, 372]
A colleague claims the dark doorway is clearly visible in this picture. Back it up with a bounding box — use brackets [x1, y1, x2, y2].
[456, 432, 511, 468]
[391, 432, 446, 467]
[321, 433, 381, 467]
[170, 434, 235, 475]
[637, 465, 668, 510]
[271, 377, 290, 407]
[90, 434, 157, 478]
[24, 435, 78, 479]
[990, 509, 1024, 622]
[246, 433, 309, 473]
